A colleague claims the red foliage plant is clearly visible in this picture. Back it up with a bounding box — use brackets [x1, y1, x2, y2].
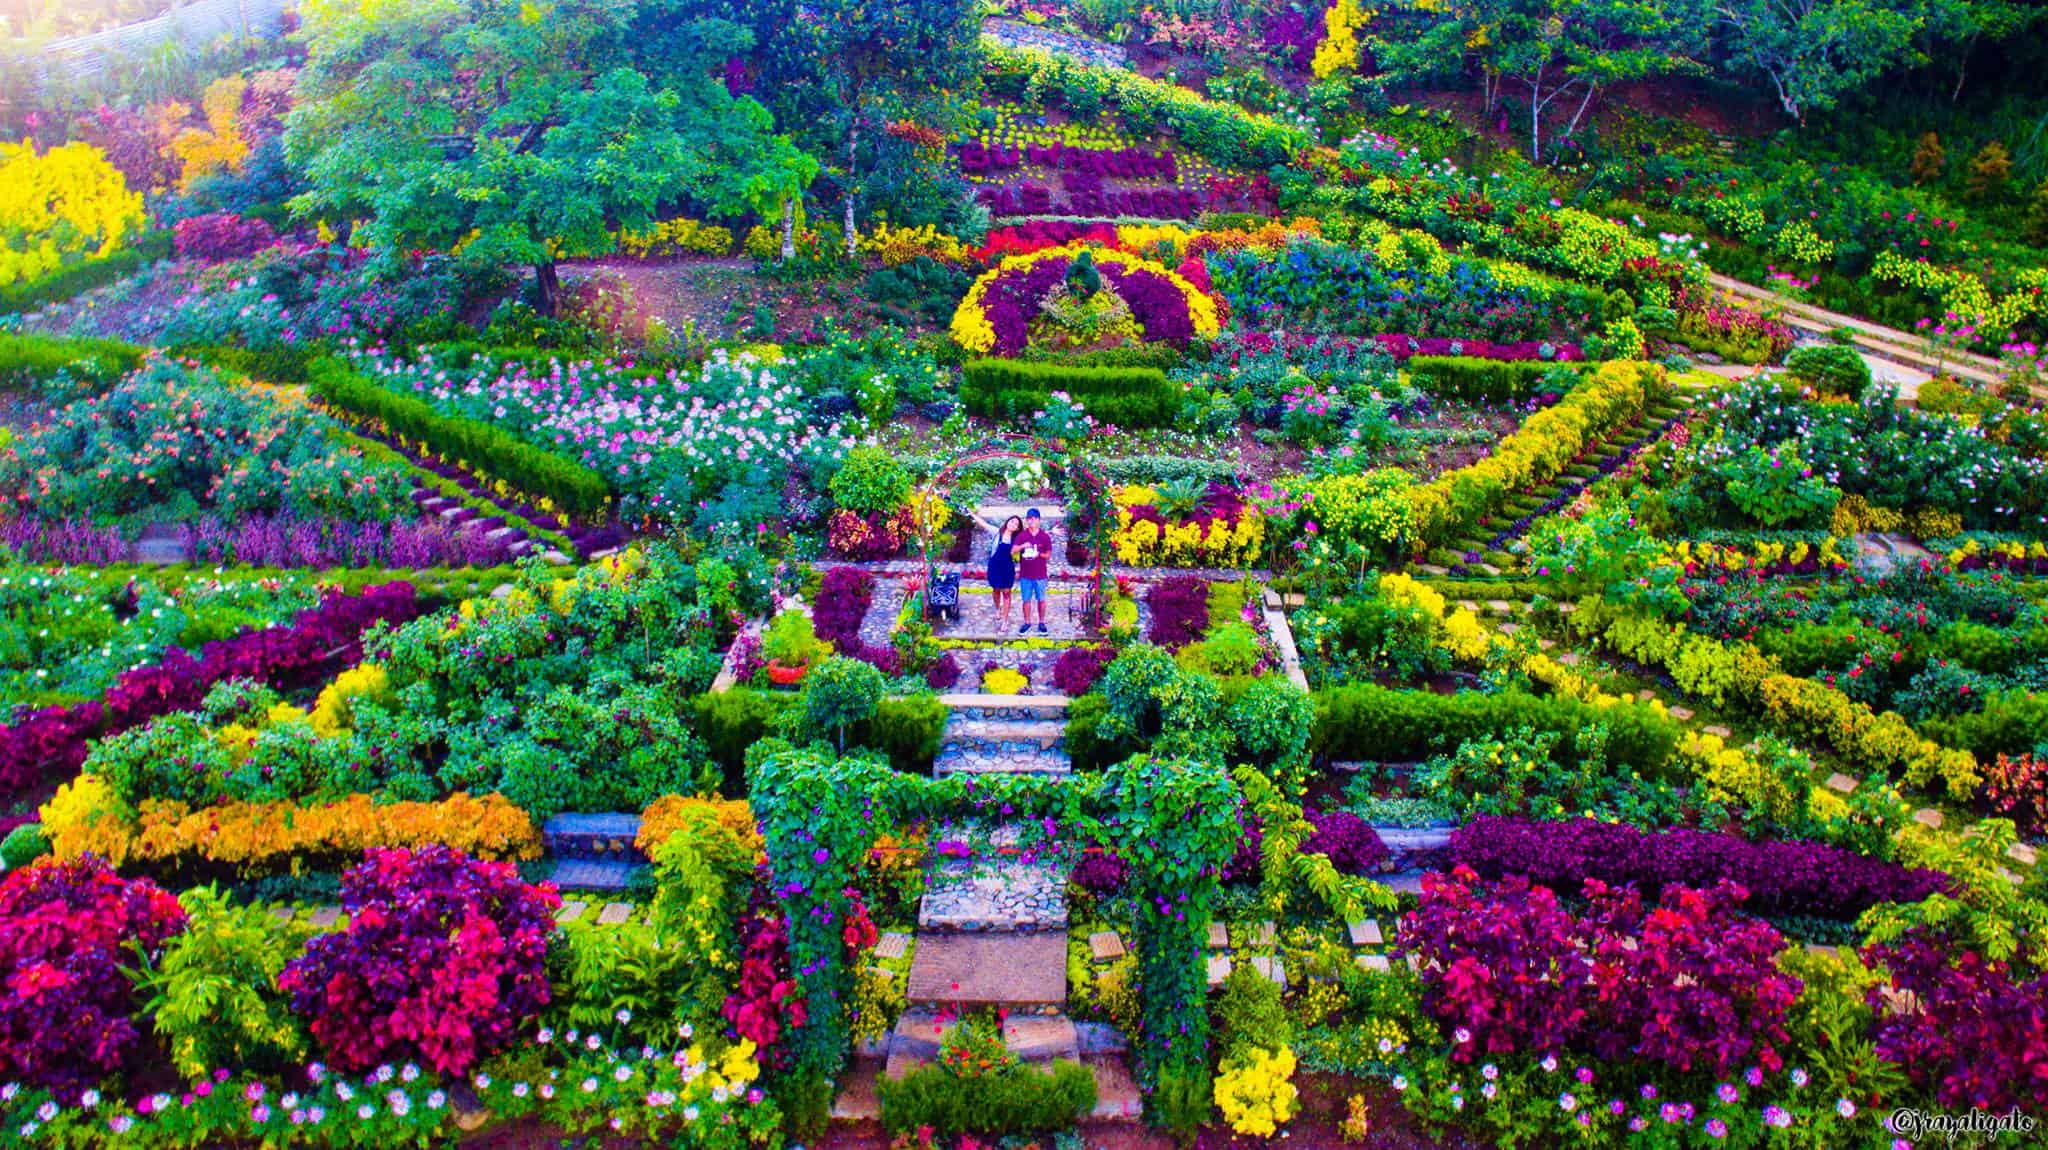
[1397, 867, 1802, 1077]
[278, 846, 558, 1075]
[1865, 928, 2048, 1114]
[0, 857, 186, 1099]
[723, 880, 807, 1071]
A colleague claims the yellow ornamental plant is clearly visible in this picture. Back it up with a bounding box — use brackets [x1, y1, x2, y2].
[0, 140, 146, 286]
[308, 663, 393, 737]
[1312, 0, 1373, 79]
[170, 76, 253, 191]
[1215, 1045, 1301, 1136]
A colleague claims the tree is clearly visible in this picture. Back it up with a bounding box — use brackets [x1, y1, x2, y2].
[1966, 140, 2012, 201]
[1919, 0, 2048, 101]
[287, 0, 814, 312]
[1469, 0, 1706, 162]
[1911, 130, 1948, 184]
[1714, 0, 1925, 125]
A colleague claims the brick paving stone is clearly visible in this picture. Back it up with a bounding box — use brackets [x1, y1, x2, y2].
[597, 902, 633, 926]
[1090, 1057, 1144, 1120]
[1457, 601, 1482, 614]
[308, 906, 342, 929]
[1668, 706, 1695, 721]
[1088, 931, 1126, 962]
[1556, 652, 1581, 666]
[1537, 638, 1555, 649]
[1206, 922, 1228, 948]
[1701, 724, 1733, 738]
[1348, 919, 1384, 947]
[830, 1064, 881, 1120]
[1239, 921, 1276, 948]
[1826, 773, 1859, 795]
[1486, 600, 1514, 615]
[2010, 842, 2039, 867]
[1497, 622, 1520, 636]
[1355, 954, 1392, 973]
[1638, 690, 1657, 702]
[874, 931, 911, 961]
[1205, 954, 1231, 988]
[556, 900, 587, 924]
[1249, 955, 1286, 988]
[1913, 808, 1944, 830]
[906, 933, 1066, 1008]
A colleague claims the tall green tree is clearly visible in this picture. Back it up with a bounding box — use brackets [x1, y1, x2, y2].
[1715, 0, 1926, 125]
[1467, 0, 1706, 161]
[286, 0, 813, 312]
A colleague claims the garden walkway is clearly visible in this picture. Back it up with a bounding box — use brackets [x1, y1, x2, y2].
[1707, 272, 2004, 394]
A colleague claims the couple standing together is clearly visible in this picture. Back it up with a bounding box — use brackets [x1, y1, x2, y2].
[979, 507, 1056, 634]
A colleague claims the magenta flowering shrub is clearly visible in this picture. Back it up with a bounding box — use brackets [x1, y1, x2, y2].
[173, 212, 279, 260]
[1145, 576, 1211, 649]
[1399, 867, 1802, 1076]
[1052, 645, 1115, 695]
[1072, 847, 1130, 894]
[810, 565, 897, 672]
[1301, 809, 1389, 874]
[1447, 815, 1948, 919]
[0, 582, 421, 802]
[279, 846, 558, 1076]
[0, 857, 187, 1098]
[976, 253, 1208, 355]
[1865, 929, 2048, 1114]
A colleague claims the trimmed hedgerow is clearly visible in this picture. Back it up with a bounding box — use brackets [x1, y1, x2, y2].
[961, 358, 1180, 428]
[307, 358, 611, 518]
[0, 332, 145, 395]
[1312, 683, 1684, 779]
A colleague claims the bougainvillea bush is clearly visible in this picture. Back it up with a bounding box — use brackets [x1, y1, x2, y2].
[1398, 867, 1802, 1076]
[279, 846, 558, 1075]
[0, 856, 186, 1098]
[1865, 928, 2048, 1114]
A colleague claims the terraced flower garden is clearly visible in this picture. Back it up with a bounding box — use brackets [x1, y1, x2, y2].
[2, 1, 2047, 1147]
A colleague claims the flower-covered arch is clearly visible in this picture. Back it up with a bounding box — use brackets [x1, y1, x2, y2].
[916, 433, 1114, 625]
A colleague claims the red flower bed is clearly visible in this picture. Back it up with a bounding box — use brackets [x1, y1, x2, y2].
[1399, 867, 1802, 1076]
[0, 857, 186, 1098]
[0, 582, 421, 803]
[1866, 928, 2048, 1114]
[173, 211, 279, 260]
[279, 846, 558, 1075]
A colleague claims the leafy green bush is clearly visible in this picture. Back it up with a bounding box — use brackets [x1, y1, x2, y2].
[1784, 344, 1871, 400]
[1406, 357, 1578, 401]
[0, 822, 47, 869]
[961, 358, 1180, 428]
[829, 446, 913, 515]
[1313, 684, 1683, 779]
[0, 230, 171, 314]
[307, 358, 612, 517]
[693, 688, 946, 780]
[130, 885, 307, 1078]
[798, 656, 887, 750]
[0, 332, 145, 396]
[876, 1053, 1096, 1136]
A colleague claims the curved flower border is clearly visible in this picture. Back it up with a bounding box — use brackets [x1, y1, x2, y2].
[949, 243, 1223, 355]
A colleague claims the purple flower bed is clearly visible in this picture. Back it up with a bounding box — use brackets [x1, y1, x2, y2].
[978, 252, 1205, 356]
[0, 518, 127, 565]
[0, 582, 422, 802]
[1447, 816, 1949, 920]
[1302, 809, 1390, 874]
[1866, 927, 2048, 1113]
[173, 211, 279, 260]
[1072, 847, 1130, 894]
[1052, 645, 1114, 695]
[1145, 576, 1211, 649]
[813, 566, 899, 674]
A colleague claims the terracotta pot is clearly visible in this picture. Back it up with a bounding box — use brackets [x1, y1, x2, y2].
[765, 659, 809, 686]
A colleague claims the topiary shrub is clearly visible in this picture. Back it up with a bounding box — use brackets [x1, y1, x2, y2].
[278, 845, 558, 1075]
[0, 857, 186, 1098]
[0, 822, 48, 869]
[1784, 344, 1871, 401]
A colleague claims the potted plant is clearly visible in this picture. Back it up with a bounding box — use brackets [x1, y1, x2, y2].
[762, 611, 830, 686]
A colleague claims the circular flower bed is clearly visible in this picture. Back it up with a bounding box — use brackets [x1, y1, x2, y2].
[950, 244, 1223, 355]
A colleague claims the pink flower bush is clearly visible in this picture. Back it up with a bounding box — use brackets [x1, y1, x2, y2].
[278, 846, 558, 1075]
[0, 857, 187, 1098]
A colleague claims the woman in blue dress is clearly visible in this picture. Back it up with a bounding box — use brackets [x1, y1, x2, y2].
[981, 514, 1023, 628]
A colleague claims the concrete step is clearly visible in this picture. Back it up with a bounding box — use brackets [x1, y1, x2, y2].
[932, 743, 1072, 777]
[939, 693, 1070, 721]
[941, 717, 1066, 752]
[541, 812, 645, 862]
[1089, 1055, 1144, 1121]
[905, 931, 1067, 1010]
[1004, 1014, 1079, 1062]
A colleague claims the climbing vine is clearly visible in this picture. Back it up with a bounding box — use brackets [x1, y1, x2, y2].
[915, 433, 1116, 621]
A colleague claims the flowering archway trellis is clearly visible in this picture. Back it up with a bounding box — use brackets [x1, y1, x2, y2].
[914, 433, 1116, 626]
[750, 744, 1238, 1131]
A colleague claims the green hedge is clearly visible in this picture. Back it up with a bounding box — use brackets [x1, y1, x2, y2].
[1312, 683, 1684, 780]
[176, 343, 317, 383]
[0, 230, 171, 315]
[962, 358, 1180, 428]
[307, 357, 612, 518]
[1406, 357, 1581, 402]
[877, 1058, 1096, 1136]
[694, 688, 949, 785]
[0, 332, 146, 394]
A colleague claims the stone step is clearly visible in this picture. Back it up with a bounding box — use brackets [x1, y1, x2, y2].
[932, 743, 1072, 777]
[548, 859, 645, 892]
[939, 693, 1070, 721]
[1004, 1014, 1080, 1062]
[541, 812, 645, 861]
[941, 717, 1067, 752]
[905, 931, 1067, 1009]
[1089, 1055, 1144, 1121]
[919, 854, 1069, 933]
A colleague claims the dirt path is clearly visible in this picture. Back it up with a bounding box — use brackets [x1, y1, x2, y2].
[1706, 272, 2005, 392]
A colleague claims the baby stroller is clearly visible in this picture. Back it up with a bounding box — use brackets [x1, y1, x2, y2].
[925, 569, 962, 623]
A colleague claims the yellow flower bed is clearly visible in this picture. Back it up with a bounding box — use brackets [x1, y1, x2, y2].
[617, 216, 735, 258]
[41, 776, 541, 867]
[1110, 508, 1263, 567]
[1215, 1046, 1301, 1137]
[1658, 536, 1848, 575]
[950, 243, 1222, 354]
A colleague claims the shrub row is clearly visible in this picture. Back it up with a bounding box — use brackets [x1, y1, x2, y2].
[1310, 682, 1684, 780]
[0, 583, 423, 804]
[1408, 360, 1658, 547]
[1405, 356, 1581, 402]
[961, 357, 1180, 428]
[308, 358, 612, 518]
[175, 342, 315, 383]
[0, 230, 172, 315]
[1448, 815, 1950, 920]
[877, 1058, 1097, 1136]
[693, 688, 947, 781]
[0, 332, 145, 394]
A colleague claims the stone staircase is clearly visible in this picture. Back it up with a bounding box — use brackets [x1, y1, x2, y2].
[842, 690, 1141, 1120]
[541, 812, 647, 891]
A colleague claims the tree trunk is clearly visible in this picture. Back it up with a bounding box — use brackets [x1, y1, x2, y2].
[843, 115, 860, 261]
[1563, 82, 1598, 144]
[781, 196, 796, 262]
[534, 260, 561, 317]
[1531, 85, 1544, 162]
